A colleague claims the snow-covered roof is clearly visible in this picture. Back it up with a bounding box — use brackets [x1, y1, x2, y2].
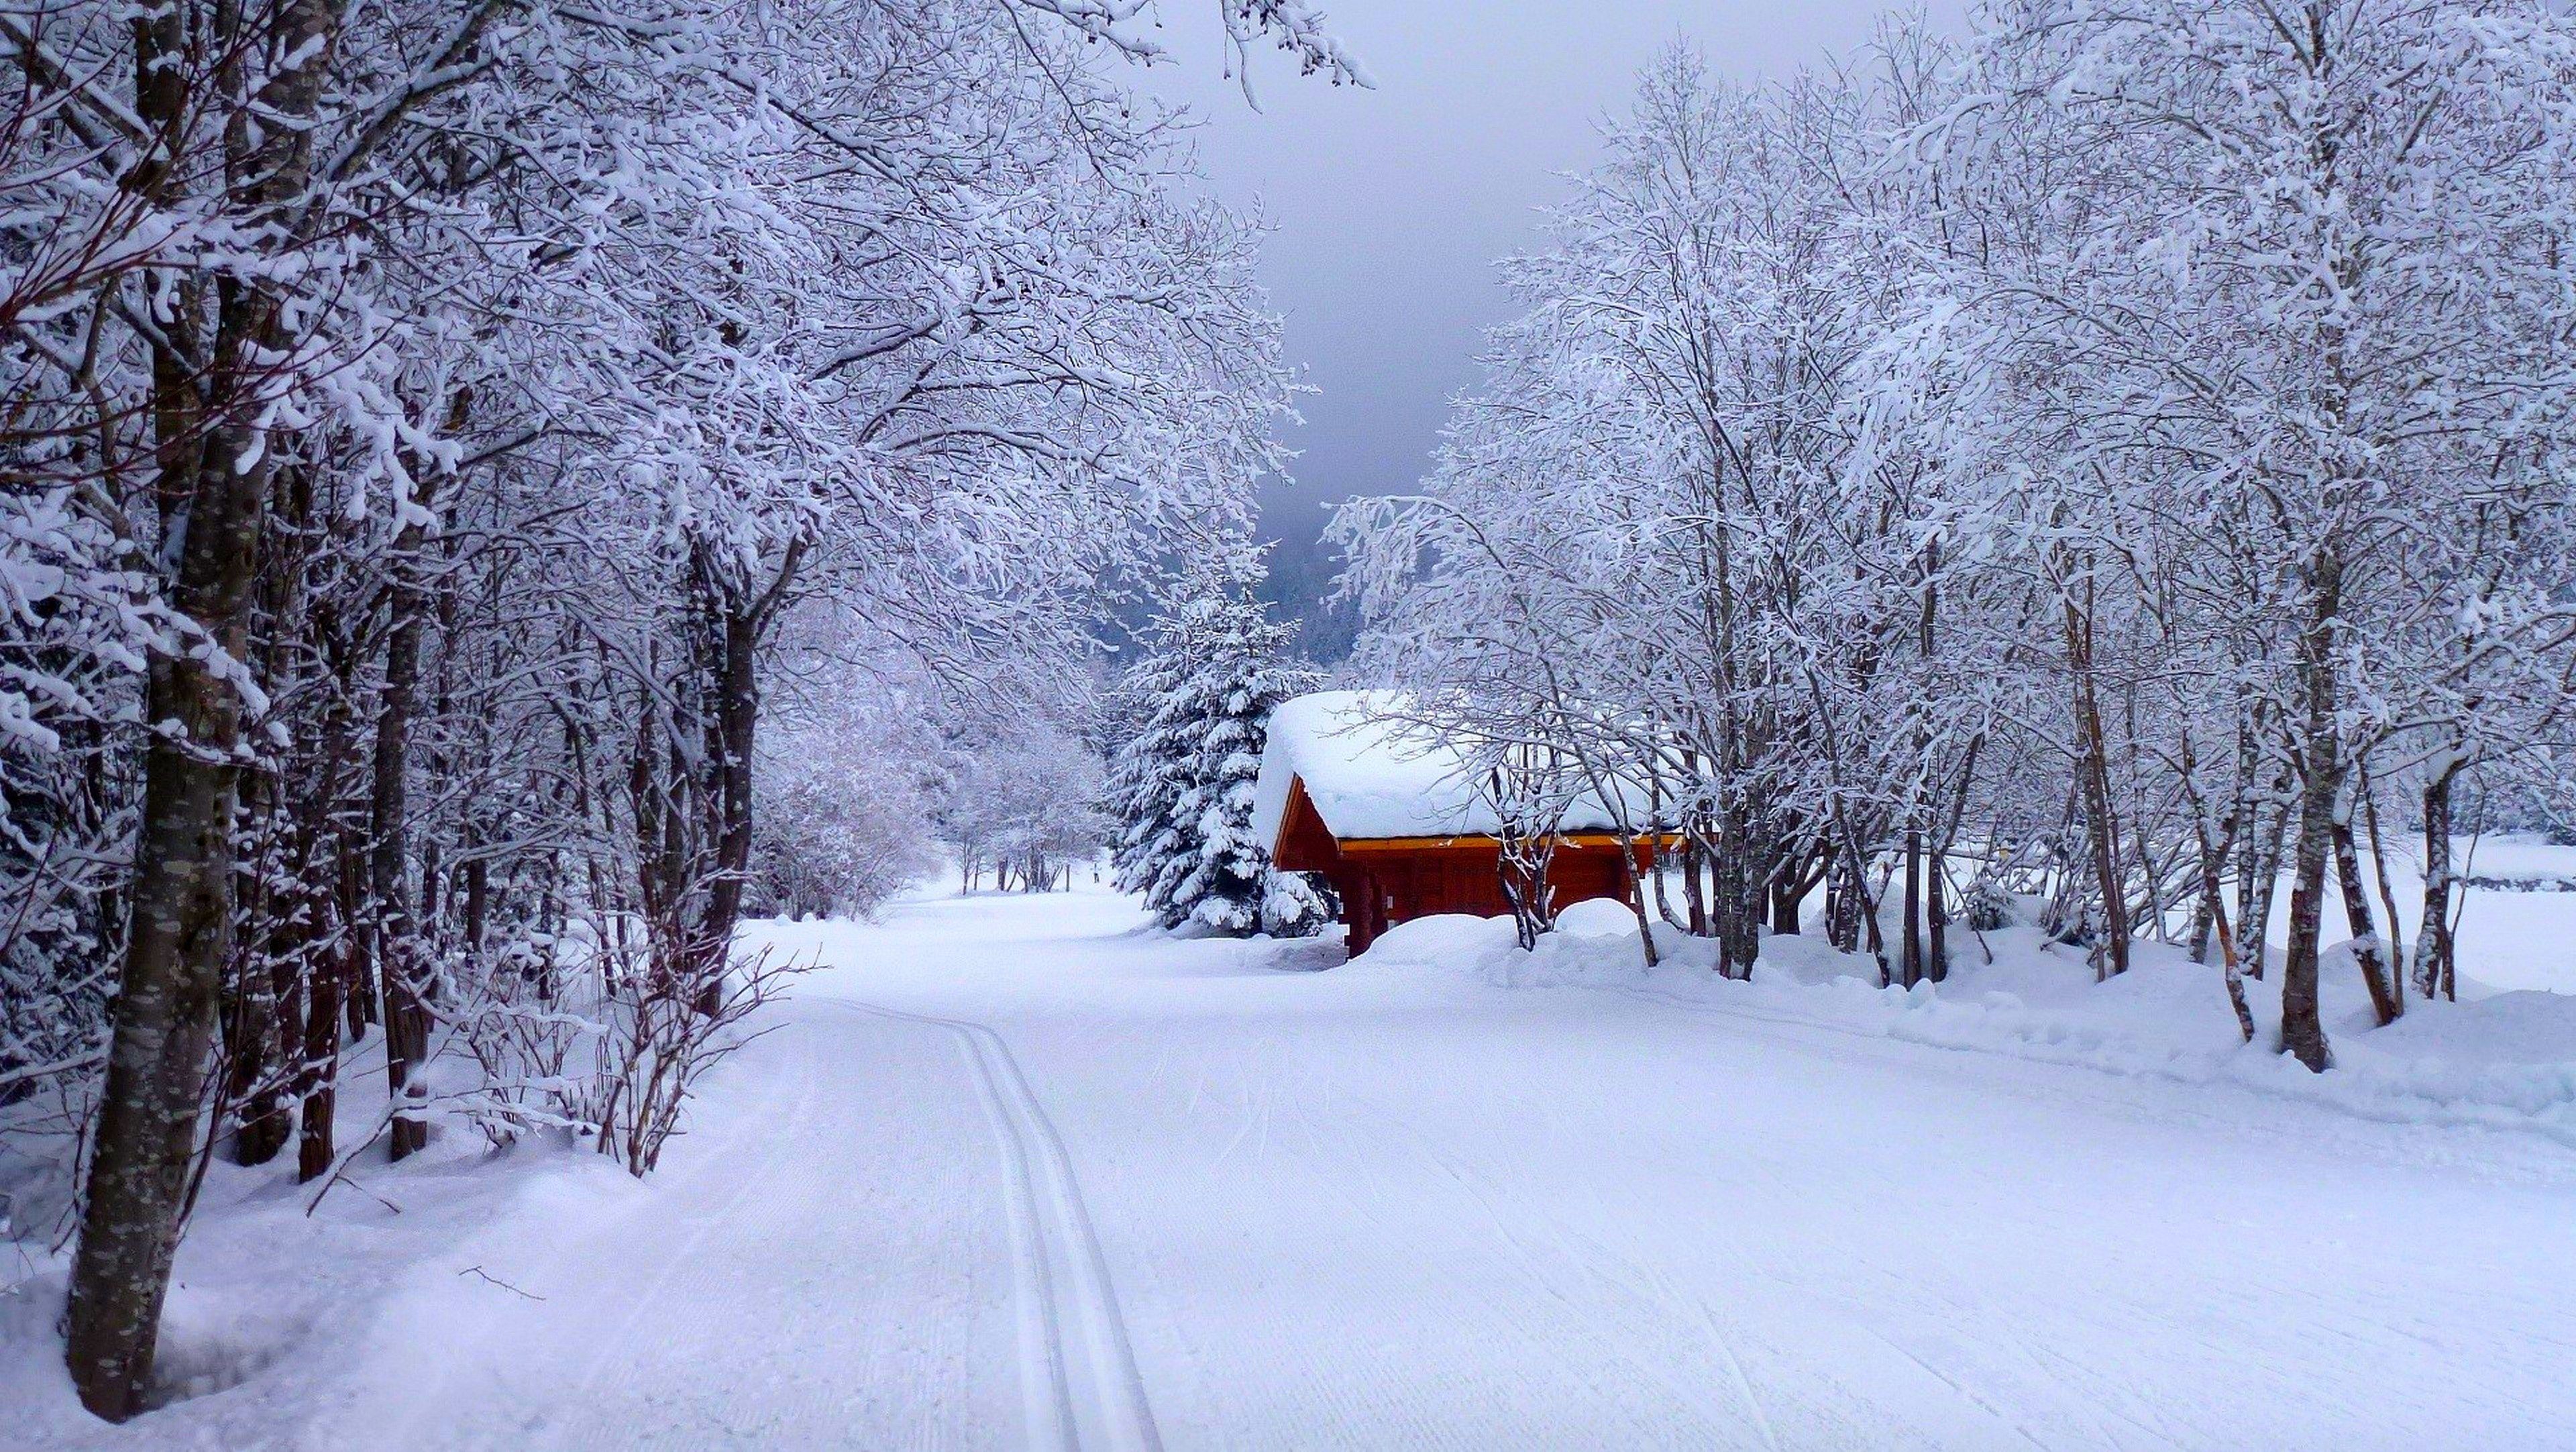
[1251, 691, 1638, 848]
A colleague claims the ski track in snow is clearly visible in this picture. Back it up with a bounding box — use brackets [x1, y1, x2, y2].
[764, 890, 2576, 1452]
[16, 882, 2576, 1449]
[827, 997, 1163, 1452]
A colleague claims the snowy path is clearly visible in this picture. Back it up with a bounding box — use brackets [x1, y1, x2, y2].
[25, 884, 2576, 1449]
[762, 885, 2576, 1452]
[740, 889, 2576, 1451]
[356, 990, 1032, 1449]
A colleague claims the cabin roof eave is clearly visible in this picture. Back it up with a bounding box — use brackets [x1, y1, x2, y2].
[1272, 771, 1678, 866]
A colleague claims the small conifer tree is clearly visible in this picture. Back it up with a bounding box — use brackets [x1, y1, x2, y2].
[1109, 554, 1330, 935]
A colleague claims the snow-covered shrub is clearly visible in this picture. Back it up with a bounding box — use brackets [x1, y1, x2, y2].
[433, 919, 807, 1175]
[438, 934, 595, 1152]
[1963, 876, 2015, 933]
[0, 494, 154, 1227]
[579, 942, 806, 1176]
[1261, 871, 1338, 937]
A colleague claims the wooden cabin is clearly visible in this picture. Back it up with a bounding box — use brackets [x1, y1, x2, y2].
[1251, 692, 1662, 954]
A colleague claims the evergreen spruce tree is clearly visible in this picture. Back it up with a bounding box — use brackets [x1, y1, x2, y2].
[1109, 555, 1330, 935]
[1106, 605, 1204, 911]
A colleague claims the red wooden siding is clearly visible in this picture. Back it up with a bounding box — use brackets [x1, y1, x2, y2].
[1269, 776, 1658, 955]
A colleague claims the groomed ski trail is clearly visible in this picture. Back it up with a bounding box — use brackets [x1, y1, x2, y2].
[49, 883, 2576, 1451]
[333, 998, 1033, 1451]
[829, 998, 1162, 1452]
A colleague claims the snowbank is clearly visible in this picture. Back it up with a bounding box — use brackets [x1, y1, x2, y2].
[2255, 831, 2576, 994]
[0, 1059, 639, 1447]
[1348, 905, 2576, 1151]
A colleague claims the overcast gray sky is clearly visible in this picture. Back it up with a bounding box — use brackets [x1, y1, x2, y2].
[1130, 2, 1964, 647]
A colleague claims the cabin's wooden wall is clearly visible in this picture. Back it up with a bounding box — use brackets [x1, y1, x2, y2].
[1330, 844, 1644, 954]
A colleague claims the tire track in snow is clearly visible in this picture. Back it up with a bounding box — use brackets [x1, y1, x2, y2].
[826, 997, 1162, 1452]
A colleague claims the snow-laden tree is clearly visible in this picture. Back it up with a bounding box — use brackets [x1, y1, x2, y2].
[1895, 0, 2576, 1066]
[750, 684, 943, 922]
[1112, 555, 1327, 935]
[943, 722, 1112, 894]
[1, 0, 1349, 1419]
[1108, 606, 1204, 909]
[1340, 41, 1994, 984]
[1337, 5, 2576, 1076]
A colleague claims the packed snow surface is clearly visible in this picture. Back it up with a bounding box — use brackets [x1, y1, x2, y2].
[1250, 690, 1636, 846]
[9, 880, 2576, 1448]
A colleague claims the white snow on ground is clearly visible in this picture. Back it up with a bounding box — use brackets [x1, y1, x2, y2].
[8, 876, 2576, 1449]
[1454, 894, 2576, 1151]
[2259, 831, 2576, 994]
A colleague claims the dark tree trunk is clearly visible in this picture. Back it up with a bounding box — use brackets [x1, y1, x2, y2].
[64, 658, 246, 1419]
[2191, 804, 2259, 1043]
[1717, 802, 1761, 979]
[1616, 836, 1660, 971]
[463, 855, 489, 957]
[66, 0, 346, 1410]
[1770, 841, 1816, 936]
[341, 845, 375, 1037]
[297, 925, 346, 1184]
[1900, 829, 1924, 989]
[2186, 717, 2244, 968]
[1926, 741, 1978, 986]
[372, 549, 431, 1161]
[1823, 841, 1860, 953]
[295, 659, 353, 1183]
[2231, 717, 2265, 966]
[1496, 826, 1557, 953]
[2414, 759, 2461, 1002]
[2279, 560, 2344, 1072]
[686, 550, 790, 1012]
[1681, 835, 1709, 936]
[2359, 770, 2410, 1021]
[218, 798, 288, 1167]
[2330, 815, 2400, 1028]
[419, 836, 443, 956]
[248, 922, 305, 1165]
[1849, 841, 1890, 988]
[1904, 562, 1935, 989]
[2063, 579, 2130, 980]
[2237, 762, 2292, 983]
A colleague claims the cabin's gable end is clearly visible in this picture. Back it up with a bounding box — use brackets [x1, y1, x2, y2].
[1270, 775, 1344, 873]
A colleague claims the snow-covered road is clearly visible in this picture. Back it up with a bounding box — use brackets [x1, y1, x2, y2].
[683, 889, 2576, 1449]
[34, 884, 2576, 1449]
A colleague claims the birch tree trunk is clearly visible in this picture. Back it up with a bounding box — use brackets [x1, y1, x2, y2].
[2064, 580, 2131, 980]
[2279, 559, 2344, 1072]
[2414, 757, 2462, 1002]
[2329, 815, 2399, 1027]
[689, 600, 760, 1013]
